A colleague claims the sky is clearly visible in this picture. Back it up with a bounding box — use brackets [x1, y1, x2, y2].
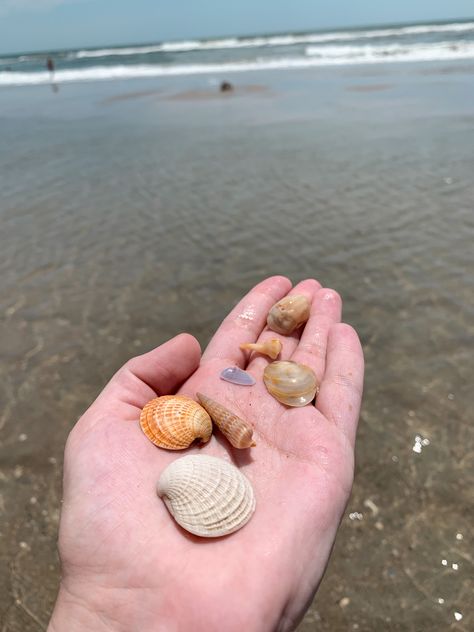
[0, 0, 473, 54]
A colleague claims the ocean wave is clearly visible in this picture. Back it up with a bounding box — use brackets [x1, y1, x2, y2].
[71, 45, 171, 58]
[67, 21, 474, 59]
[2, 41, 474, 86]
[0, 54, 35, 65]
[305, 40, 473, 61]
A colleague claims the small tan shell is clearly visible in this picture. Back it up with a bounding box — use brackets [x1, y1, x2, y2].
[263, 361, 318, 407]
[239, 338, 282, 360]
[196, 392, 256, 448]
[157, 454, 256, 537]
[140, 395, 212, 450]
[267, 295, 311, 335]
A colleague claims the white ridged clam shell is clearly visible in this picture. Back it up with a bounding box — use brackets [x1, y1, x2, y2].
[157, 455, 256, 538]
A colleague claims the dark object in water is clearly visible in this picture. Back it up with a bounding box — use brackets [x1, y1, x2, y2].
[220, 81, 234, 93]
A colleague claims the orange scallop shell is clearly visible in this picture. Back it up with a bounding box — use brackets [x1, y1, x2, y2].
[140, 395, 212, 450]
[196, 393, 256, 449]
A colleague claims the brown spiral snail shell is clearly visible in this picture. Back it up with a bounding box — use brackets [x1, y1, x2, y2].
[196, 393, 256, 448]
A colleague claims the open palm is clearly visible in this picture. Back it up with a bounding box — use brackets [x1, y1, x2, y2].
[49, 277, 364, 632]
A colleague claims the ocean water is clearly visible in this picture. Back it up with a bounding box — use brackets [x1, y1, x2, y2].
[1, 22, 473, 632]
[1, 19, 474, 85]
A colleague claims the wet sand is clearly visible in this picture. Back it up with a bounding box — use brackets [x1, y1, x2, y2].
[165, 84, 270, 100]
[345, 83, 392, 92]
[100, 88, 163, 104]
[100, 83, 270, 104]
[0, 62, 473, 630]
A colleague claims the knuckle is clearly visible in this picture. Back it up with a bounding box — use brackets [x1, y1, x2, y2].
[321, 288, 342, 304]
[327, 373, 362, 398]
[298, 339, 326, 360]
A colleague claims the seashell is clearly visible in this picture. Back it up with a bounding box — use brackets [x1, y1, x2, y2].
[196, 392, 256, 448]
[157, 454, 256, 537]
[267, 294, 311, 335]
[220, 366, 256, 386]
[239, 338, 282, 360]
[140, 395, 212, 450]
[263, 360, 318, 407]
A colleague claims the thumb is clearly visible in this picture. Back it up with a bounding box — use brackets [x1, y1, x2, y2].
[95, 333, 202, 410]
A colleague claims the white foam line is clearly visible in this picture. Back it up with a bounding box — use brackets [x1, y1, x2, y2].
[305, 40, 472, 59]
[67, 21, 474, 59]
[2, 43, 474, 86]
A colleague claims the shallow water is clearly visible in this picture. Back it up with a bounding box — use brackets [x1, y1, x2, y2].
[1, 62, 473, 630]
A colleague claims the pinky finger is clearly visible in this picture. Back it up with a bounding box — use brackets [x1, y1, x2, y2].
[316, 323, 364, 447]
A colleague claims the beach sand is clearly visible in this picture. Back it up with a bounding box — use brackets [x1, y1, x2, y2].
[0, 61, 473, 630]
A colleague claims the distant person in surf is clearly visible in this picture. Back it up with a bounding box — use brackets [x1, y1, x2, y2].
[46, 57, 59, 92]
[47, 57, 54, 78]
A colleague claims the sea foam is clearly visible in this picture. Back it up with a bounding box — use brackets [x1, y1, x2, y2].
[66, 21, 474, 60]
[2, 21, 474, 87]
[2, 41, 474, 87]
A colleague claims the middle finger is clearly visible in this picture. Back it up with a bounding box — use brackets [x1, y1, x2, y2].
[290, 287, 342, 385]
[245, 279, 322, 374]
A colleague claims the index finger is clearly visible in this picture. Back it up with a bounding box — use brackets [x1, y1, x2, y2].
[201, 276, 292, 366]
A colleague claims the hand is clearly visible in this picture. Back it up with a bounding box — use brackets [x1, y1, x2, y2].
[48, 276, 364, 632]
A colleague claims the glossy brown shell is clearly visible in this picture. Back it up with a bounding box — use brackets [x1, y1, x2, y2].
[140, 395, 212, 450]
[263, 361, 318, 407]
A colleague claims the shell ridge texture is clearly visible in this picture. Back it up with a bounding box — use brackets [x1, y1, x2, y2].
[196, 392, 255, 449]
[139, 395, 212, 450]
[157, 454, 255, 537]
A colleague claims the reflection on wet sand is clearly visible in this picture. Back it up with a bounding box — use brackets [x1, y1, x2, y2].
[101, 88, 162, 104]
[346, 83, 392, 92]
[100, 84, 270, 105]
[165, 84, 270, 101]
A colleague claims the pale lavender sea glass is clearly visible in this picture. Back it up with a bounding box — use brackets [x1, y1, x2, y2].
[220, 366, 256, 386]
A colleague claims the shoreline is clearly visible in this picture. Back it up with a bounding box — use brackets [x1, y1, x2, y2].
[1, 57, 473, 95]
[1, 51, 473, 632]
